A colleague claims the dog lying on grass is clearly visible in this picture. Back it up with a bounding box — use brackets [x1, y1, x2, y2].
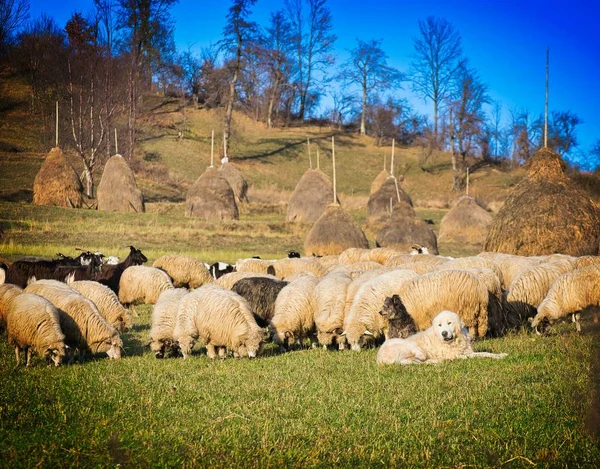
[377, 310, 508, 365]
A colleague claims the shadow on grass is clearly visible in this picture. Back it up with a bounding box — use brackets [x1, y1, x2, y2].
[122, 323, 150, 357]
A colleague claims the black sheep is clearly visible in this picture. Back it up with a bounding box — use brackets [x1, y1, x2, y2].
[231, 277, 289, 327]
[379, 294, 418, 339]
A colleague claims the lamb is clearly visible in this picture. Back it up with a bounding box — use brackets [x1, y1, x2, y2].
[231, 277, 289, 327]
[118, 265, 174, 306]
[269, 274, 320, 350]
[313, 271, 354, 349]
[342, 269, 419, 351]
[378, 294, 418, 339]
[267, 257, 328, 280]
[67, 280, 132, 332]
[0, 283, 23, 329]
[24, 280, 122, 361]
[5, 292, 67, 366]
[94, 245, 147, 294]
[152, 254, 213, 288]
[216, 271, 279, 290]
[173, 284, 267, 359]
[149, 288, 189, 358]
[505, 259, 575, 325]
[530, 264, 600, 333]
[379, 270, 490, 339]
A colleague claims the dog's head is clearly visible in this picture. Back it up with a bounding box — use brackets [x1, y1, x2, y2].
[432, 310, 464, 343]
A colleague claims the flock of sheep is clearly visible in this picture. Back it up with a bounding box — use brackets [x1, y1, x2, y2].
[0, 246, 599, 366]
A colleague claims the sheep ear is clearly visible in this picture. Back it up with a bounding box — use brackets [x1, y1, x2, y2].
[340, 331, 347, 336]
[334, 328, 343, 335]
[284, 331, 294, 339]
[364, 330, 374, 336]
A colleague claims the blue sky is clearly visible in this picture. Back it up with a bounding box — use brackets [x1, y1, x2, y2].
[29, 0, 600, 163]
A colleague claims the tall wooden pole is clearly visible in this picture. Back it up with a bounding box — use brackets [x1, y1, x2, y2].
[308, 138, 312, 169]
[332, 136, 337, 205]
[114, 128, 118, 154]
[466, 167, 470, 196]
[55, 101, 59, 147]
[390, 139, 395, 177]
[211, 130, 214, 167]
[544, 47, 549, 148]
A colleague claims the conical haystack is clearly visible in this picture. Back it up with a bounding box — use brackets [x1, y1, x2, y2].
[287, 169, 338, 222]
[370, 170, 391, 194]
[220, 162, 249, 203]
[367, 176, 412, 228]
[376, 212, 439, 254]
[438, 196, 492, 246]
[185, 167, 239, 220]
[304, 204, 369, 256]
[485, 148, 600, 256]
[33, 147, 83, 208]
[97, 154, 145, 213]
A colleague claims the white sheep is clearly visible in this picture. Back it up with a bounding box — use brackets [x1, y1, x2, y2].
[269, 274, 320, 349]
[235, 258, 275, 274]
[216, 271, 279, 290]
[24, 279, 122, 360]
[0, 283, 23, 328]
[313, 271, 354, 349]
[269, 257, 328, 279]
[384, 261, 437, 275]
[118, 265, 174, 306]
[384, 270, 490, 339]
[477, 253, 543, 289]
[342, 269, 419, 351]
[505, 259, 575, 324]
[385, 253, 449, 267]
[331, 261, 388, 275]
[173, 284, 267, 359]
[149, 288, 189, 358]
[152, 254, 213, 288]
[5, 292, 67, 366]
[337, 248, 372, 265]
[531, 264, 600, 333]
[436, 256, 504, 287]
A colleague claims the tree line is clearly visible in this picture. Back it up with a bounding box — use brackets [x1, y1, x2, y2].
[0, 0, 597, 195]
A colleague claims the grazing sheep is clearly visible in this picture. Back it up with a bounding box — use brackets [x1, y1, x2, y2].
[331, 261, 388, 275]
[571, 255, 600, 270]
[337, 248, 372, 265]
[505, 259, 575, 325]
[376, 310, 507, 365]
[235, 258, 275, 275]
[118, 266, 174, 306]
[94, 245, 148, 294]
[270, 274, 320, 350]
[383, 261, 437, 274]
[216, 271, 279, 290]
[479, 253, 543, 290]
[67, 280, 132, 332]
[0, 283, 23, 328]
[378, 294, 418, 339]
[24, 280, 122, 360]
[436, 257, 504, 287]
[149, 288, 189, 358]
[173, 284, 267, 359]
[385, 254, 449, 267]
[5, 292, 67, 366]
[152, 254, 213, 288]
[342, 269, 419, 351]
[531, 264, 600, 333]
[312, 255, 340, 271]
[231, 277, 289, 327]
[314, 271, 354, 349]
[268, 257, 328, 280]
[364, 248, 404, 265]
[386, 270, 490, 339]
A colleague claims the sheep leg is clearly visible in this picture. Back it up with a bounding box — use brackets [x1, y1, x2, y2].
[129, 304, 139, 317]
[26, 348, 33, 367]
[218, 347, 227, 359]
[206, 344, 217, 359]
[14, 346, 21, 366]
[572, 313, 581, 333]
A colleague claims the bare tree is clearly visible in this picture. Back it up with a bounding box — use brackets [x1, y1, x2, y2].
[340, 38, 404, 135]
[285, 0, 336, 120]
[0, 0, 29, 56]
[410, 16, 463, 146]
[533, 110, 582, 156]
[220, 0, 257, 158]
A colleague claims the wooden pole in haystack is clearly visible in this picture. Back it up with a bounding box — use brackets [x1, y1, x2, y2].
[383, 152, 387, 172]
[114, 129, 118, 154]
[390, 138, 395, 177]
[332, 136, 337, 205]
[466, 167, 470, 196]
[210, 130, 214, 167]
[307, 138, 313, 169]
[544, 47, 549, 149]
[55, 101, 59, 147]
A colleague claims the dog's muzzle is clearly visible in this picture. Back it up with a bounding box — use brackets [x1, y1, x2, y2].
[441, 330, 454, 341]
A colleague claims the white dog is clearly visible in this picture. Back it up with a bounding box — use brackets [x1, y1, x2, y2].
[377, 310, 507, 365]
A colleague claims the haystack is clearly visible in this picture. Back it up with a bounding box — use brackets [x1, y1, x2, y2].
[287, 169, 337, 223]
[97, 155, 145, 213]
[304, 204, 369, 256]
[370, 170, 390, 194]
[219, 162, 249, 203]
[185, 167, 239, 220]
[485, 148, 600, 256]
[438, 196, 492, 246]
[367, 176, 413, 228]
[33, 147, 83, 208]
[376, 212, 439, 254]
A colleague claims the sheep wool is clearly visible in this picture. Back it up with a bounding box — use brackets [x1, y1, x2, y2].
[343, 269, 419, 351]
[269, 257, 328, 279]
[216, 271, 279, 290]
[173, 284, 266, 359]
[152, 254, 213, 288]
[314, 271, 353, 349]
[68, 280, 132, 332]
[24, 279, 122, 360]
[149, 288, 189, 358]
[5, 292, 66, 366]
[0, 283, 23, 327]
[119, 265, 174, 305]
